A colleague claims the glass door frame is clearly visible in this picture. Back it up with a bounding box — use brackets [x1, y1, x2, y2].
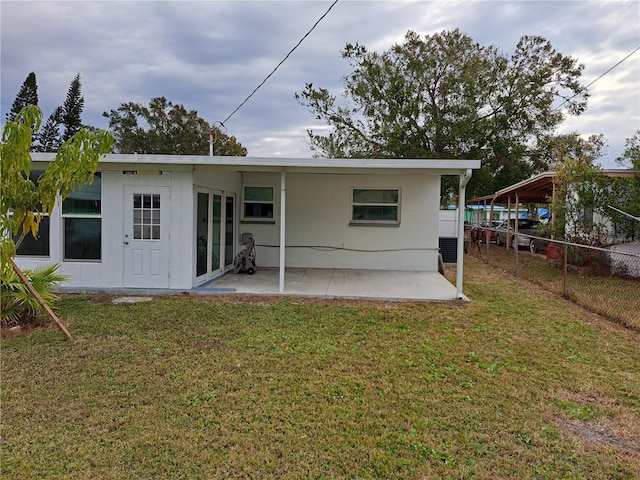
[194, 188, 236, 282]
[223, 193, 236, 273]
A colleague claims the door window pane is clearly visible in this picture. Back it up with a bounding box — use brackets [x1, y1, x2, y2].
[133, 194, 161, 240]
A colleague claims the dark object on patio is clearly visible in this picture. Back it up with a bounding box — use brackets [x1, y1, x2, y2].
[234, 236, 257, 274]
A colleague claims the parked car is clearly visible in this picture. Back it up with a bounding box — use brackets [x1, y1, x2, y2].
[495, 218, 548, 253]
[470, 220, 502, 243]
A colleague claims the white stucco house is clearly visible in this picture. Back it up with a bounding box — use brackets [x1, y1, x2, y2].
[14, 154, 479, 299]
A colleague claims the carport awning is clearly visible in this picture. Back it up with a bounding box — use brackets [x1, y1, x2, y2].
[470, 169, 637, 206]
[493, 172, 556, 203]
[467, 173, 556, 210]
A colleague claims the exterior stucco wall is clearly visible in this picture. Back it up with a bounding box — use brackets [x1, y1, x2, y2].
[192, 168, 242, 193]
[14, 167, 196, 290]
[240, 172, 441, 271]
[14, 162, 447, 290]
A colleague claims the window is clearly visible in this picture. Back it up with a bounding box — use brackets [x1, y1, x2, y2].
[583, 206, 594, 231]
[351, 188, 400, 225]
[132, 193, 161, 240]
[242, 186, 274, 222]
[12, 170, 50, 256]
[62, 173, 101, 260]
[13, 216, 50, 256]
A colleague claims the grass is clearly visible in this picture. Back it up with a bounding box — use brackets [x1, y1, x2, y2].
[474, 243, 640, 331]
[2, 256, 639, 479]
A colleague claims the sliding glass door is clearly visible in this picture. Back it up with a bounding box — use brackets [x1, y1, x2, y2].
[195, 190, 234, 280]
[196, 192, 210, 277]
[225, 196, 234, 269]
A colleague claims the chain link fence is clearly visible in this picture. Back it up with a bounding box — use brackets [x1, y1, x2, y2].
[466, 226, 640, 331]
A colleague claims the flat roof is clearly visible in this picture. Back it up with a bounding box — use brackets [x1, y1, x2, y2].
[31, 153, 480, 174]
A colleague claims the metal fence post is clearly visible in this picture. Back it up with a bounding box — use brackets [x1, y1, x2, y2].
[563, 243, 568, 297]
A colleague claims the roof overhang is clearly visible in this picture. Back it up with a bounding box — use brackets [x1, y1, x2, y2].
[31, 153, 480, 175]
[470, 169, 637, 205]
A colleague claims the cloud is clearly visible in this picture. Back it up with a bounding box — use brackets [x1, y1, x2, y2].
[2, 0, 638, 167]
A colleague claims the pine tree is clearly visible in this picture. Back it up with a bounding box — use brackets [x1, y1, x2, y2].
[33, 107, 63, 152]
[60, 74, 84, 141]
[6, 72, 38, 122]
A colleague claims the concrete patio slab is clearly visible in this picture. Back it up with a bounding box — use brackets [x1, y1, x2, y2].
[199, 268, 465, 302]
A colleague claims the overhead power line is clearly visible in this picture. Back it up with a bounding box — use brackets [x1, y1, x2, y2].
[555, 44, 640, 110]
[219, 0, 340, 127]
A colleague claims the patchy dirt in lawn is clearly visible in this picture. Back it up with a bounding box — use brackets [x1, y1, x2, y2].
[558, 418, 640, 453]
[554, 388, 640, 455]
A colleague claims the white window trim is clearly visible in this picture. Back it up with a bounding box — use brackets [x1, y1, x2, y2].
[61, 174, 102, 262]
[350, 187, 401, 226]
[241, 185, 276, 224]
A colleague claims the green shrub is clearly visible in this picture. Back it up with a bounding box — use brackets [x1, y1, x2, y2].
[1, 263, 67, 327]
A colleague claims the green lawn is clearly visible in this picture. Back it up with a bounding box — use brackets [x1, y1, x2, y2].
[475, 244, 640, 331]
[2, 256, 639, 479]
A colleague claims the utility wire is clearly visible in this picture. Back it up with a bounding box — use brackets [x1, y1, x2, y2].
[219, 0, 340, 127]
[555, 44, 640, 110]
[255, 243, 440, 253]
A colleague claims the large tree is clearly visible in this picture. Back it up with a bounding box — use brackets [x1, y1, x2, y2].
[33, 106, 63, 153]
[30, 74, 87, 152]
[60, 73, 84, 142]
[296, 29, 588, 201]
[615, 130, 640, 169]
[103, 97, 247, 156]
[5, 72, 38, 123]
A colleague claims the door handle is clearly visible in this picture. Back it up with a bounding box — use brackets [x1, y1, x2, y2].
[123, 241, 129, 245]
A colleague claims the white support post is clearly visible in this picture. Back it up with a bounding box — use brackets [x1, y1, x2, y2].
[456, 169, 472, 299]
[279, 169, 286, 293]
[514, 191, 520, 276]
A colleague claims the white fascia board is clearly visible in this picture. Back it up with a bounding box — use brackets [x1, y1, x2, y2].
[31, 153, 480, 172]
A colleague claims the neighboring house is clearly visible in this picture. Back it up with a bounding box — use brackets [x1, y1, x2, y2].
[469, 170, 638, 245]
[464, 205, 528, 224]
[15, 154, 479, 297]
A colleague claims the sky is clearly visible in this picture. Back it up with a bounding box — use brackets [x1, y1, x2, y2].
[1, 0, 639, 168]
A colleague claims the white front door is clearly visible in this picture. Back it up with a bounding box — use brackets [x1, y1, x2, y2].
[123, 186, 170, 288]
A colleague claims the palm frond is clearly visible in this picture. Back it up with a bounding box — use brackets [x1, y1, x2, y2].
[1, 263, 68, 326]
